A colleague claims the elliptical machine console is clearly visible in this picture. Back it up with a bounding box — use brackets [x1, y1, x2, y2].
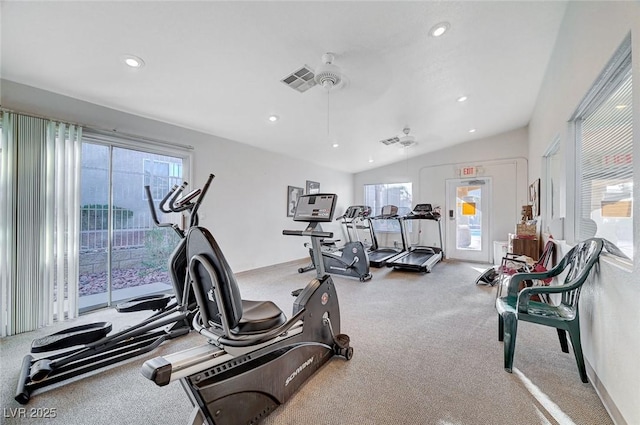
[140, 190, 352, 425]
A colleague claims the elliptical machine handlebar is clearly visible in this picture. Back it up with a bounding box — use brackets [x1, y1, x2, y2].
[189, 174, 214, 227]
[159, 184, 182, 213]
[145, 185, 184, 238]
[168, 182, 197, 213]
[145, 173, 216, 238]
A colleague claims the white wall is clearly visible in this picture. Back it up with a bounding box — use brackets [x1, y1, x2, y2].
[354, 127, 529, 259]
[528, 2, 640, 424]
[1, 80, 353, 272]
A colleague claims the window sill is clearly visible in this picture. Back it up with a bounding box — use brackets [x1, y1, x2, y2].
[600, 251, 633, 273]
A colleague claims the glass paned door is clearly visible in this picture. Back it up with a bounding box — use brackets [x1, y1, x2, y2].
[79, 143, 184, 312]
[111, 147, 183, 305]
[445, 178, 491, 262]
[79, 143, 110, 310]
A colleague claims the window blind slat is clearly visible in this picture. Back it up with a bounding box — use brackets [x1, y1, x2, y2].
[574, 55, 633, 258]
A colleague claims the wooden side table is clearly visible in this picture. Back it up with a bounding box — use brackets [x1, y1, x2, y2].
[509, 234, 540, 260]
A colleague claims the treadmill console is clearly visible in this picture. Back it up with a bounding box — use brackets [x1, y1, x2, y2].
[414, 204, 432, 213]
[408, 204, 440, 219]
[341, 205, 372, 219]
[379, 205, 398, 217]
[294, 194, 337, 222]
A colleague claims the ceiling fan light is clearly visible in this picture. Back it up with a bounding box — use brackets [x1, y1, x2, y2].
[314, 52, 342, 90]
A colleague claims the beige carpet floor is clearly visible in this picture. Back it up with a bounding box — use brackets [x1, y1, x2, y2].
[0, 258, 613, 425]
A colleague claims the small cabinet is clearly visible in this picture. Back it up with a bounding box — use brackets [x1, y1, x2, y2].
[509, 234, 540, 259]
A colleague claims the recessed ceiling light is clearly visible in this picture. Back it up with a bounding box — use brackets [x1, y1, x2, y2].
[123, 55, 145, 68]
[368, 158, 374, 163]
[268, 115, 279, 122]
[332, 143, 340, 148]
[430, 22, 450, 37]
[457, 96, 468, 102]
[615, 104, 628, 109]
[469, 128, 477, 133]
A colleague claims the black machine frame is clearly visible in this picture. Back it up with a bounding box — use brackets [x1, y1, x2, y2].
[297, 202, 372, 282]
[14, 175, 215, 404]
[367, 205, 407, 267]
[385, 203, 444, 273]
[140, 191, 353, 425]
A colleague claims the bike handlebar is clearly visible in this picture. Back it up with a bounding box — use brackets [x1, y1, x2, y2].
[282, 230, 334, 239]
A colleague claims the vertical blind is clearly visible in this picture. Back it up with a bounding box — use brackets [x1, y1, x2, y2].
[0, 111, 82, 336]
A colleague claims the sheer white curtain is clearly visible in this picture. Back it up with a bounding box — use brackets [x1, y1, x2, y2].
[0, 111, 82, 336]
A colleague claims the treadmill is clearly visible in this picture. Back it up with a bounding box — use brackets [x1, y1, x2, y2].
[385, 203, 444, 273]
[337, 205, 373, 247]
[367, 205, 407, 267]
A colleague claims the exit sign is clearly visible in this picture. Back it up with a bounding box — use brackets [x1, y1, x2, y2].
[460, 166, 476, 177]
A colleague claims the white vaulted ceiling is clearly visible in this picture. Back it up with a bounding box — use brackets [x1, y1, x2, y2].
[0, 1, 567, 173]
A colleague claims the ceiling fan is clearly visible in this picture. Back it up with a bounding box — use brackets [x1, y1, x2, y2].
[280, 52, 344, 93]
[379, 127, 417, 148]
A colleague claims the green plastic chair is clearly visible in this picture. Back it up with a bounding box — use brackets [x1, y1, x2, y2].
[496, 238, 604, 383]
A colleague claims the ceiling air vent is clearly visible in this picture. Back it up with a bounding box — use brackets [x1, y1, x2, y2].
[281, 66, 317, 93]
[380, 137, 400, 145]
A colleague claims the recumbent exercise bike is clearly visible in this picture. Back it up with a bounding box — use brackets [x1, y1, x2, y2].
[297, 205, 372, 282]
[15, 174, 215, 404]
[140, 192, 353, 425]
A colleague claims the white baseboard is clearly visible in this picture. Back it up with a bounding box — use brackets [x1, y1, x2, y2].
[586, 358, 626, 425]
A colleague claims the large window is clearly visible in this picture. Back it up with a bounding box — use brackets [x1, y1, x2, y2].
[364, 183, 412, 232]
[572, 37, 633, 260]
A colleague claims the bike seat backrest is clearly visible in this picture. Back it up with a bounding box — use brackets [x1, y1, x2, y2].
[186, 227, 243, 333]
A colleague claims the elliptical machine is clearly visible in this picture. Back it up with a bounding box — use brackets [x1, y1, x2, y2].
[297, 205, 372, 282]
[140, 192, 353, 425]
[14, 174, 215, 404]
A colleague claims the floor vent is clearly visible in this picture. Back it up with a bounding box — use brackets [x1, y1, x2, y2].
[281, 65, 317, 93]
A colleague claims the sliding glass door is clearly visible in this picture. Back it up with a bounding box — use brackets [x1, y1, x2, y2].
[79, 143, 185, 312]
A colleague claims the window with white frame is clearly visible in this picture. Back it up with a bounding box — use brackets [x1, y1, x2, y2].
[364, 183, 412, 232]
[143, 158, 183, 200]
[544, 138, 563, 221]
[572, 36, 633, 260]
